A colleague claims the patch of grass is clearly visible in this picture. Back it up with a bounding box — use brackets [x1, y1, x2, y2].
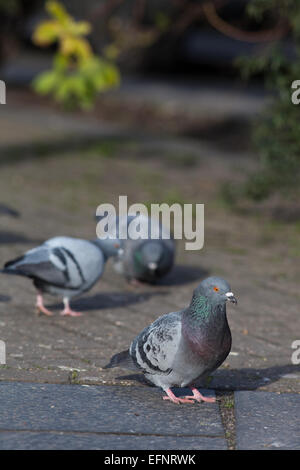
[223, 397, 234, 409]
[217, 391, 236, 450]
[87, 140, 121, 159]
[80, 358, 92, 364]
[69, 369, 79, 384]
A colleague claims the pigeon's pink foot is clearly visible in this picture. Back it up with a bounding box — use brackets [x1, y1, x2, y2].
[184, 387, 216, 403]
[129, 278, 144, 288]
[162, 388, 195, 404]
[60, 298, 83, 317]
[60, 308, 83, 317]
[35, 294, 53, 316]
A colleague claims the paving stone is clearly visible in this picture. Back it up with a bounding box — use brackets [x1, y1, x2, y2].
[0, 431, 227, 450]
[0, 382, 226, 450]
[235, 391, 300, 450]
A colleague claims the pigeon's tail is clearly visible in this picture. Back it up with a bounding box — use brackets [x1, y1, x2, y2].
[103, 349, 134, 370]
[1, 256, 31, 277]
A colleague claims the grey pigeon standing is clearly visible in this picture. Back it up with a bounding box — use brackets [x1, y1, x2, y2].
[1, 236, 120, 316]
[104, 276, 237, 403]
[98, 214, 175, 285]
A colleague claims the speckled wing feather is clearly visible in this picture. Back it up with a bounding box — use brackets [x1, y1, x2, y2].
[129, 311, 182, 375]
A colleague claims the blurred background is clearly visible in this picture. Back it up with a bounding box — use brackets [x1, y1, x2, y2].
[0, 0, 299, 242]
[0, 0, 299, 217]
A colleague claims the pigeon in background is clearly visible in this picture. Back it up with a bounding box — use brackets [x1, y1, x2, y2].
[97, 214, 175, 285]
[104, 276, 237, 403]
[1, 236, 119, 316]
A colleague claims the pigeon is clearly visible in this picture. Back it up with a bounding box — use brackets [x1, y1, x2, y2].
[1, 236, 120, 317]
[104, 276, 237, 403]
[98, 214, 175, 284]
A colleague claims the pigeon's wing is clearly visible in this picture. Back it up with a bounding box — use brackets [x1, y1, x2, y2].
[3, 245, 70, 287]
[3, 236, 105, 294]
[45, 237, 105, 290]
[129, 311, 182, 375]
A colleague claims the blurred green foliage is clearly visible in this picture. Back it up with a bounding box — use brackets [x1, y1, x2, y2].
[235, 0, 300, 201]
[32, 1, 120, 110]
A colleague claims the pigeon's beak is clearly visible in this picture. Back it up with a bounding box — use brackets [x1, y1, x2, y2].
[225, 292, 237, 304]
[118, 248, 124, 257]
[148, 262, 158, 271]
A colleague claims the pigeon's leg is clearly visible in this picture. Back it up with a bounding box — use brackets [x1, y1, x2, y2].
[60, 297, 83, 317]
[162, 388, 195, 404]
[184, 387, 216, 403]
[128, 278, 144, 288]
[35, 293, 53, 316]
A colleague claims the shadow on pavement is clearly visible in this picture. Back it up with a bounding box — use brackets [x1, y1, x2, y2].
[114, 363, 300, 391]
[157, 264, 209, 286]
[209, 363, 300, 391]
[0, 204, 20, 218]
[0, 231, 42, 245]
[0, 294, 11, 302]
[48, 290, 167, 312]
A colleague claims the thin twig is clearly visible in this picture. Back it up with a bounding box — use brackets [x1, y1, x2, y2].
[202, 1, 290, 43]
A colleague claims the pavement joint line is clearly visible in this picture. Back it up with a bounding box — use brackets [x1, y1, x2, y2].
[216, 391, 236, 451]
[0, 429, 225, 439]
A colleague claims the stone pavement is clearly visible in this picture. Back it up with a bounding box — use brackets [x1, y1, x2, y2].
[0, 382, 225, 450]
[0, 85, 299, 450]
[0, 382, 299, 450]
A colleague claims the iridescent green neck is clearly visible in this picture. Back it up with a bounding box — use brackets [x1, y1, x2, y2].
[188, 294, 212, 322]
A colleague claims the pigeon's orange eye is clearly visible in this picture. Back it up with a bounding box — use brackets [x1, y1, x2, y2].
[213, 286, 219, 292]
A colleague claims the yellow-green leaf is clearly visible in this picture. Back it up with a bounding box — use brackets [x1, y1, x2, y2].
[46, 1, 70, 23]
[32, 70, 59, 94]
[68, 21, 91, 37]
[61, 36, 91, 59]
[32, 20, 60, 45]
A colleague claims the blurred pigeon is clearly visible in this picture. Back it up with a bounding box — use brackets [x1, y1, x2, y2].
[97, 214, 175, 284]
[1, 236, 119, 317]
[104, 276, 237, 403]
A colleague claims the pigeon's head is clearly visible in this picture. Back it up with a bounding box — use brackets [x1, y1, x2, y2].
[195, 276, 237, 306]
[133, 241, 165, 276]
[93, 237, 122, 259]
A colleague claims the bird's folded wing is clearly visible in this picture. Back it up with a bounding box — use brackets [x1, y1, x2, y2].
[3, 246, 75, 288]
[129, 311, 182, 375]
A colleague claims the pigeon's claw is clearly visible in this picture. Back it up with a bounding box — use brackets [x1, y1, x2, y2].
[60, 309, 83, 317]
[163, 396, 195, 404]
[183, 387, 216, 403]
[61, 298, 83, 317]
[129, 278, 144, 288]
[163, 388, 195, 404]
